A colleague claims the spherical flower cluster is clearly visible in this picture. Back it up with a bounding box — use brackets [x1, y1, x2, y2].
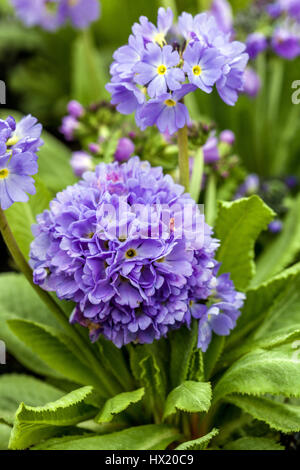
[11, 0, 100, 31]
[30, 157, 244, 349]
[106, 7, 248, 135]
[0, 115, 43, 210]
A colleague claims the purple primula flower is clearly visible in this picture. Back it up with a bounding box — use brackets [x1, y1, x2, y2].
[59, 0, 100, 29]
[0, 114, 42, 210]
[30, 157, 244, 348]
[268, 219, 283, 233]
[183, 42, 224, 93]
[67, 100, 84, 119]
[138, 84, 196, 135]
[114, 137, 135, 162]
[132, 7, 173, 46]
[235, 174, 260, 199]
[210, 0, 233, 35]
[272, 25, 300, 59]
[105, 81, 145, 115]
[246, 32, 268, 59]
[220, 129, 235, 145]
[242, 67, 261, 98]
[12, 0, 100, 31]
[203, 136, 220, 164]
[60, 115, 79, 141]
[70, 151, 93, 177]
[134, 43, 184, 98]
[113, 34, 146, 80]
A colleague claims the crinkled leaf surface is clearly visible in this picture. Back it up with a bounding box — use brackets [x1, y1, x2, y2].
[175, 428, 219, 450]
[163, 381, 212, 419]
[95, 388, 144, 424]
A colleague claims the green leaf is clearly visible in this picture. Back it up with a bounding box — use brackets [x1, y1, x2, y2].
[224, 437, 284, 451]
[169, 322, 198, 388]
[0, 423, 11, 450]
[252, 194, 300, 287]
[215, 196, 275, 290]
[204, 334, 225, 380]
[9, 386, 97, 450]
[214, 346, 300, 403]
[0, 374, 64, 425]
[163, 381, 212, 419]
[7, 319, 105, 392]
[5, 178, 52, 260]
[33, 424, 181, 450]
[95, 389, 145, 424]
[226, 395, 300, 433]
[71, 31, 108, 105]
[175, 428, 219, 450]
[0, 273, 64, 377]
[97, 336, 134, 390]
[226, 262, 300, 349]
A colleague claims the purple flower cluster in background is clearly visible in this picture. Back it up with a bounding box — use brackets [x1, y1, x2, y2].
[106, 7, 248, 135]
[245, 0, 300, 61]
[11, 0, 101, 31]
[60, 100, 84, 141]
[0, 115, 43, 210]
[30, 157, 244, 349]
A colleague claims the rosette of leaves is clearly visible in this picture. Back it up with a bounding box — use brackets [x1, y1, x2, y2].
[1, 182, 300, 451]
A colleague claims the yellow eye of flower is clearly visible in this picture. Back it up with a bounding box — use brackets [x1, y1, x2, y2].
[157, 64, 167, 75]
[6, 135, 19, 147]
[125, 248, 137, 259]
[0, 168, 9, 180]
[192, 65, 202, 76]
[154, 33, 166, 47]
[164, 98, 176, 107]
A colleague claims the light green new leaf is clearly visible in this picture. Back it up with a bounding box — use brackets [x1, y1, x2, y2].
[33, 424, 181, 450]
[215, 196, 275, 290]
[7, 319, 104, 391]
[95, 389, 145, 424]
[175, 428, 219, 450]
[0, 374, 64, 425]
[0, 273, 63, 377]
[163, 381, 212, 419]
[5, 178, 52, 260]
[224, 437, 284, 451]
[252, 193, 300, 287]
[214, 346, 300, 403]
[0, 423, 11, 450]
[226, 395, 300, 433]
[9, 386, 97, 450]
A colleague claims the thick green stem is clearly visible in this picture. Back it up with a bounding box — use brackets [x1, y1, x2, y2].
[0, 208, 119, 397]
[204, 173, 217, 226]
[189, 148, 204, 202]
[177, 125, 190, 192]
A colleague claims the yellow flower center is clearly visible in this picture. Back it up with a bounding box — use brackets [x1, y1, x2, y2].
[192, 65, 202, 76]
[125, 248, 137, 259]
[157, 64, 167, 75]
[164, 98, 176, 107]
[6, 135, 19, 146]
[0, 168, 9, 180]
[154, 32, 166, 47]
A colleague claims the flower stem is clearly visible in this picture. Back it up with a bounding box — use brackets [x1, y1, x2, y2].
[177, 125, 190, 192]
[0, 208, 119, 397]
[204, 173, 217, 226]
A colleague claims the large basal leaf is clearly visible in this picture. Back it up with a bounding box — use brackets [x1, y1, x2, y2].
[175, 428, 219, 450]
[163, 381, 212, 419]
[33, 424, 181, 451]
[252, 194, 300, 287]
[5, 178, 52, 260]
[169, 322, 198, 388]
[215, 196, 275, 290]
[9, 386, 97, 450]
[0, 423, 11, 451]
[7, 319, 105, 392]
[95, 389, 145, 424]
[226, 395, 300, 433]
[97, 337, 134, 391]
[224, 437, 284, 450]
[214, 346, 300, 403]
[0, 374, 64, 425]
[226, 262, 300, 348]
[0, 273, 64, 378]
